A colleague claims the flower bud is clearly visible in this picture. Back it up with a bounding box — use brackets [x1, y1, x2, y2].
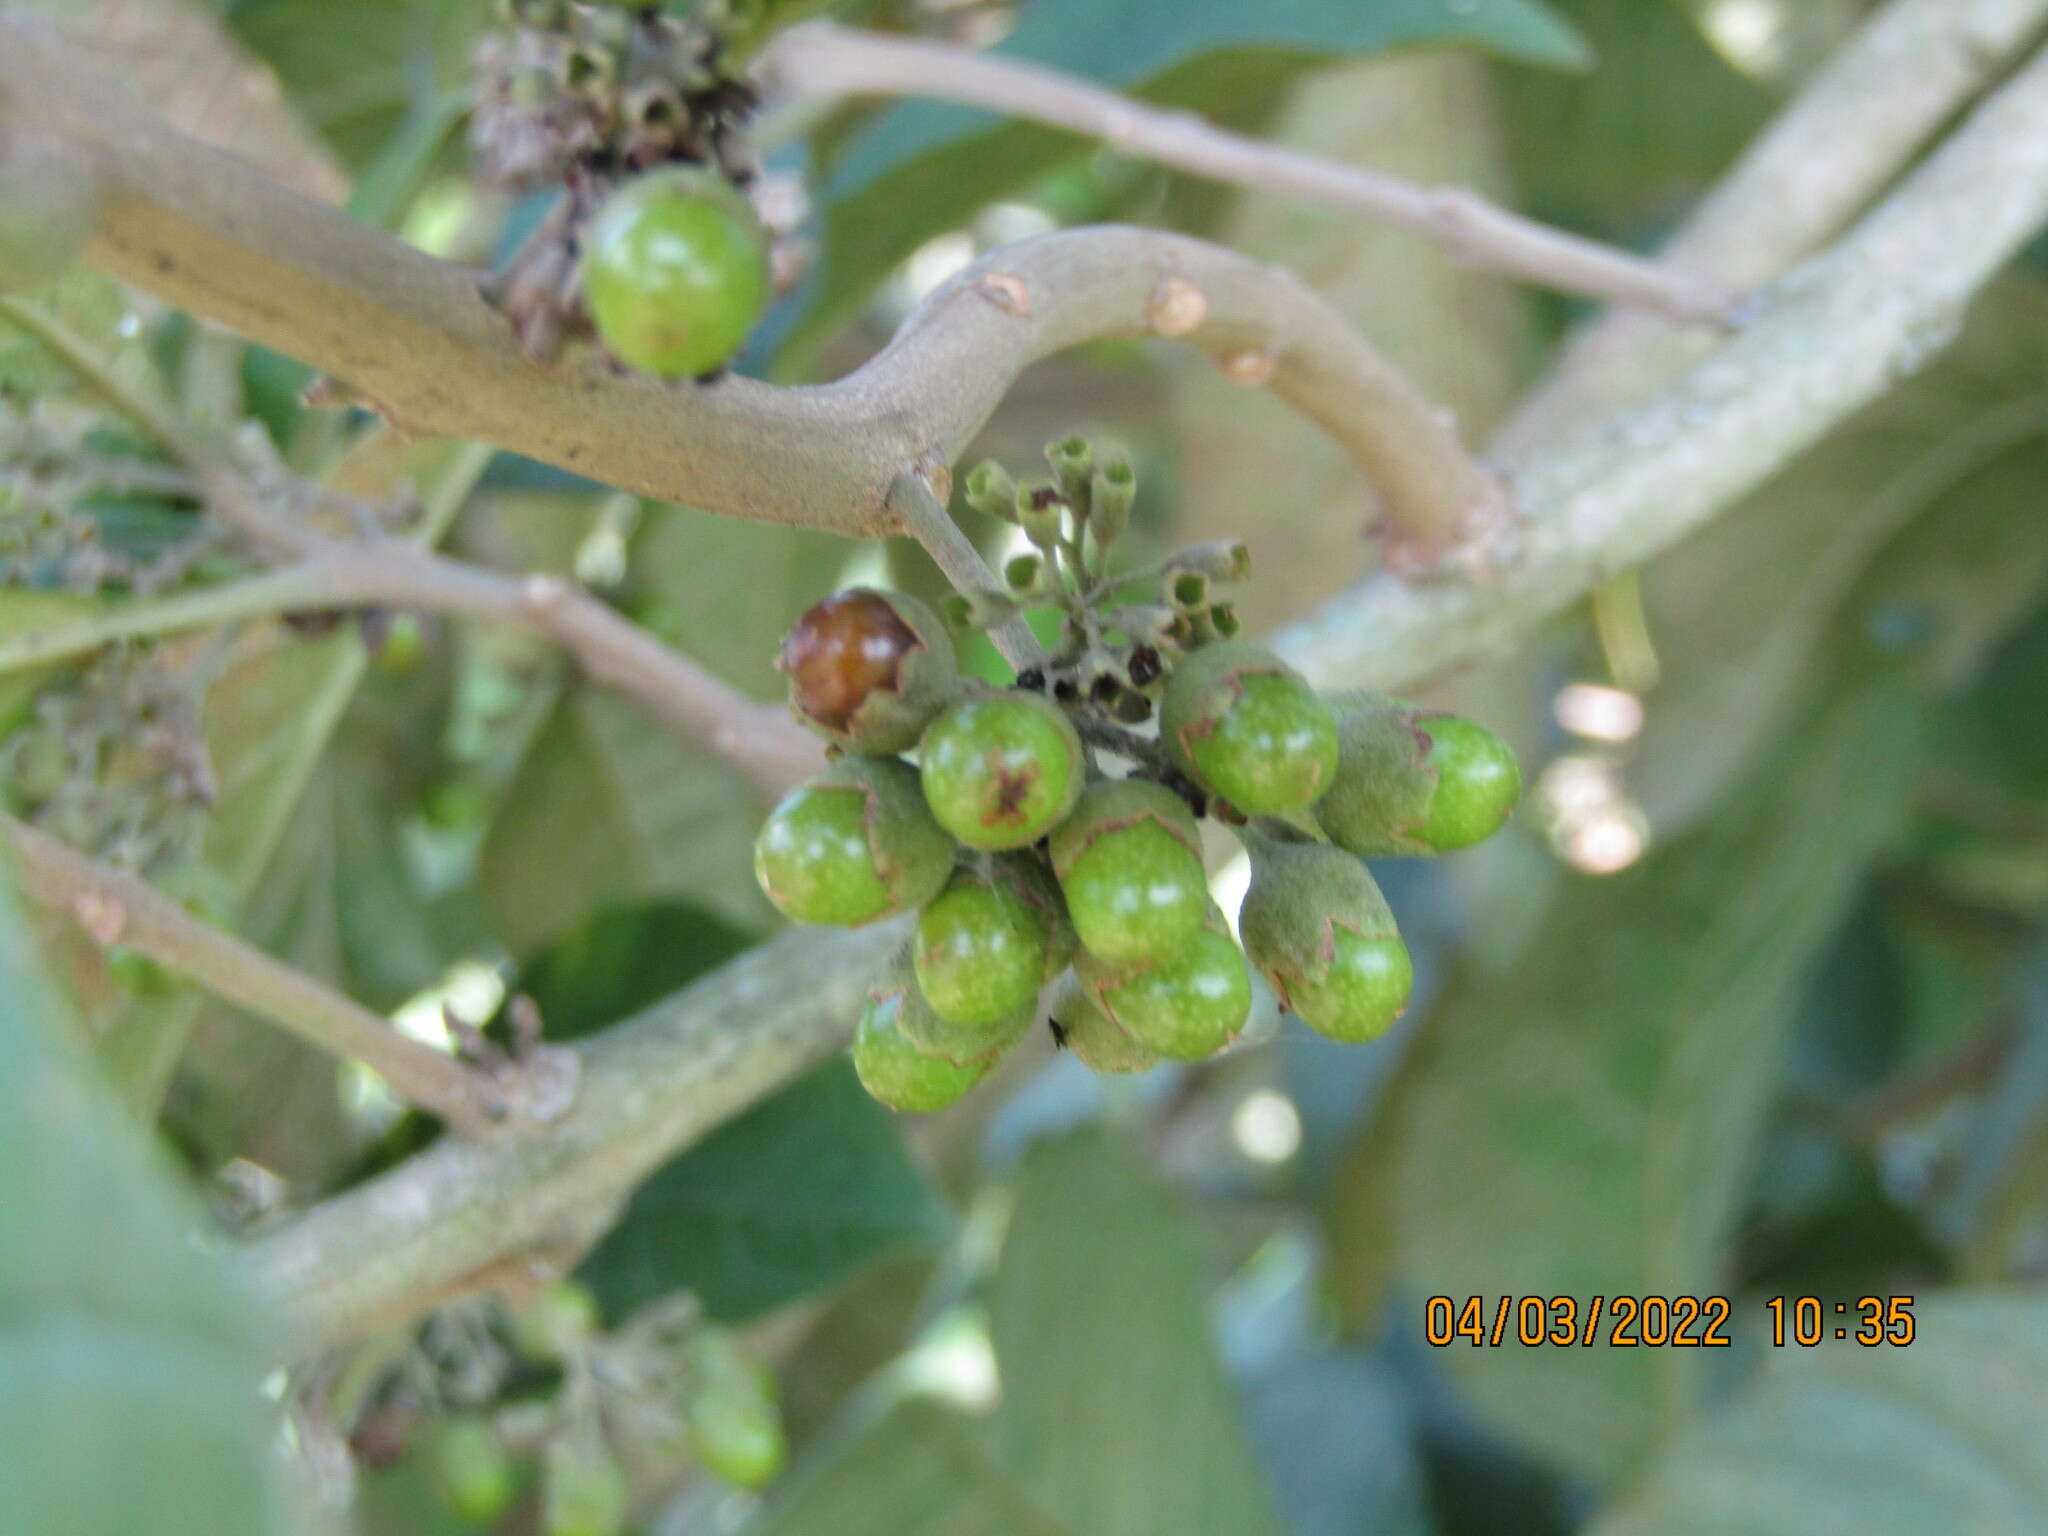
[1238, 836, 1412, 1043]
[1316, 692, 1522, 855]
[1049, 972, 1157, 1075]
[1047, 434, 1094, 507]
[1164, 538, 1251, 585]
[964, 459, 1019, 522]
[1090, 455, 1136, 546]
[1049, 778, 1208, 965]
[753, 757, 954, 927]
[1073, 905, 1250, 1061]
[779, 587, 961, 754]
[1159, 641, 1339, 816]
[1016, 480, 1067, 549]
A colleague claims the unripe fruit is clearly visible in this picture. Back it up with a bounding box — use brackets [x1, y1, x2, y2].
[918, 692, 1083, 851]
[683, 1328, 786, 1490]
[1049, 972, 1157, 1074]
[511, 1280, 602, 1362]
[853, 983, 996, 1111]
[1316, 692, 1522, 856]
[1238, 837, 1412, 1043]
[428, 1415, 515, 1523]
[754, 757, 954, 927]
[542, 1434, 629, 1536]
[1075, 911, 1251, 1060]
[1049, 779, 1208, 965]
[778, 588, 960, 754]
[1160, 641, 1339, 815]
[582, 167, 769, 378]
[872, 946, 1032, 1066]
[914, 866, 1054, 1027]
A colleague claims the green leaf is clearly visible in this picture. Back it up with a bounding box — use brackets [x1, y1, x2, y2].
[749, 1398, 1061, 1536]
[784, 0, 1587, 365]
[511, 899, 758, 1041]
[0, 862, 285, 1536]
[578, 1058, 954, 1322]
[1592, 1294, 2048, 1535]
[989, 1126, 1284, 1536]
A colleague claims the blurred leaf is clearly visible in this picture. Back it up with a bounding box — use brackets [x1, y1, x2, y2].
[0, 863, 283, 1536]
[511, 898, 757, 1040]
[785, 0, 1586, 365]
[1244, 1348, 1435, 1536]
[1591, 1294, 2048, 1535]
[478, 686, 774, 956]
[990, 1126, 1284, 1536]
[0, 590, 98, 729]
[578, 1059, 953, 1322]
[749, 1398, 1060, 1536]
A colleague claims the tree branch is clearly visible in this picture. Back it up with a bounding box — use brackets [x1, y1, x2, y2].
[242, 35, 2048, 1351]
[754, 20, 1740, 327]
[4, 816, 507, 1137]
[0, 13, 1501, 551]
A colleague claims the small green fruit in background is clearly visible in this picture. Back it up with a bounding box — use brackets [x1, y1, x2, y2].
[753, 757, 953, 926]
[919, 691, 1083, 850]
[1050, 778, 1209, 965]
[1076, 909, 1251, 1060]
[914, 866, 1053, 1026]
[428, 1414, 515, 1524]
[778, 588, 960, 754]
[1160, 641, 1339, 815]
[1316, 691, 1521, 856]
[1238, 836, 1412, 1042]
[853, 982, 996, 1111]
[683, 1327, 787, 1490]
[510, 1279, 601, 1363]
[582, 166, 768, 377]
[542, 1433, 629, 1536]
[1049, 972, 1157, 1075]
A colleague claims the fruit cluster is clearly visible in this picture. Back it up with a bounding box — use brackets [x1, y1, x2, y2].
[474, 0, 788, 373]
[752, 442, 1522, 1112]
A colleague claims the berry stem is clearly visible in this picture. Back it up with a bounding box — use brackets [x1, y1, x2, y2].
[890, 470, 1046, 672]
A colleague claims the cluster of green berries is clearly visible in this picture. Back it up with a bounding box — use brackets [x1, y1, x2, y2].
[478, 0, 776, 374]
[751, 445, 1522, 1112]
[420, 1282, 785, 1534]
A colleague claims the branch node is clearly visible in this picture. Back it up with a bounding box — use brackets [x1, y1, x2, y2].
[1221, 346, 1277, 389]
[1147, 276, 1208, 337]
[975, 270, 1033, 316]
[70, 891, 128, 948]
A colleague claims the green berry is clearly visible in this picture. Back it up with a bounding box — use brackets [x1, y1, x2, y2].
[1049, 973, 1157, 1074]
[853, 984, 996, 1111]
[873, 946, 1032, 1066]
[1076, 914, 1251, 1061]
[428, 1415, 515, 1523]
[510, 1280, 601, 1362]
[1238, 836, 1412, 1043]
[582, 167, 769, 378]
[683, 1328, 786, 1490]
[1160, 641, 1339, 815]
[778, 588, 960, 754]
[542, 1434, 629, 1536]
[1316, 692, 1521, 856]
[754, 757, 953, 927]
[1049, 779, 1209, 966]
[918, 692, 1084, 851]
[914, 868, 1052, 1026]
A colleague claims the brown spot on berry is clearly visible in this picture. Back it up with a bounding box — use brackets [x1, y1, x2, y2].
[988, 764, 1039, 824]
[780, 590, 920, 731]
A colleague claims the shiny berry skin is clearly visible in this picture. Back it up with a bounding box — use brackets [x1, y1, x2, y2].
[582, 167, 769, 378]
[1276, 924, 1412, 1043]
[1160, 641, 1339, 815]
[1238, 836, 1412, 1043]
[778, 588, 959, 754]
[1048, 973, 1157, 1075]
[1077, 917, 1251, 1060]
[1049, 779, 1209, 965]
[683, 1328, 786, 1491]
[1417, 716, 1522, 851]
[428, 1415, 515, 1524]
[914, 870, 1052, 1026]
[873, 946, 1032, 1065]
[753, 758, 953, 927]
[853, 987, 995, 1111]
[919, 692, 1084, 851]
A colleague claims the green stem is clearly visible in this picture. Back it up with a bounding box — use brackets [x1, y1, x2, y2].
[0, 295, 204, 466]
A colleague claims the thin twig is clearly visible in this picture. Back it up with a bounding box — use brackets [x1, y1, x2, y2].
[756, 21, 1740, 326]
[4, 816, 504, 1137]
[888, 470, 1042, 672]
[0, 294, 204, 464]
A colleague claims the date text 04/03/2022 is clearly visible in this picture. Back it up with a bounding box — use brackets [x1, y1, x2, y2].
[1423, 1295, 1917, 1348]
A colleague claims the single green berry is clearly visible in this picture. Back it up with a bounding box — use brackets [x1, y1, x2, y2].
[853, 985, 997, 1111]
[778, 588, 960, 754]
[582, 167, 768, 378]
[541, 1435, 629, 1536]
[1160, 641, 1339, 815]
[914, 867, 1052, 1026]
[428, 1415, 516, 1524]
[872, 946, 1032, 1066]
[919, 692, 1083, 851]
[1238, 835, 1412, 1043]
[1049, 779, 1209, 965]
[510, 1280, 601, 1363]
[683, 1328, 787, 1491]
[754, 757, 953, 927]
[1316, 692, 1521, 856]
[1076, 912, 1251, 1060]
[1049, 972, 1158, 1074]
